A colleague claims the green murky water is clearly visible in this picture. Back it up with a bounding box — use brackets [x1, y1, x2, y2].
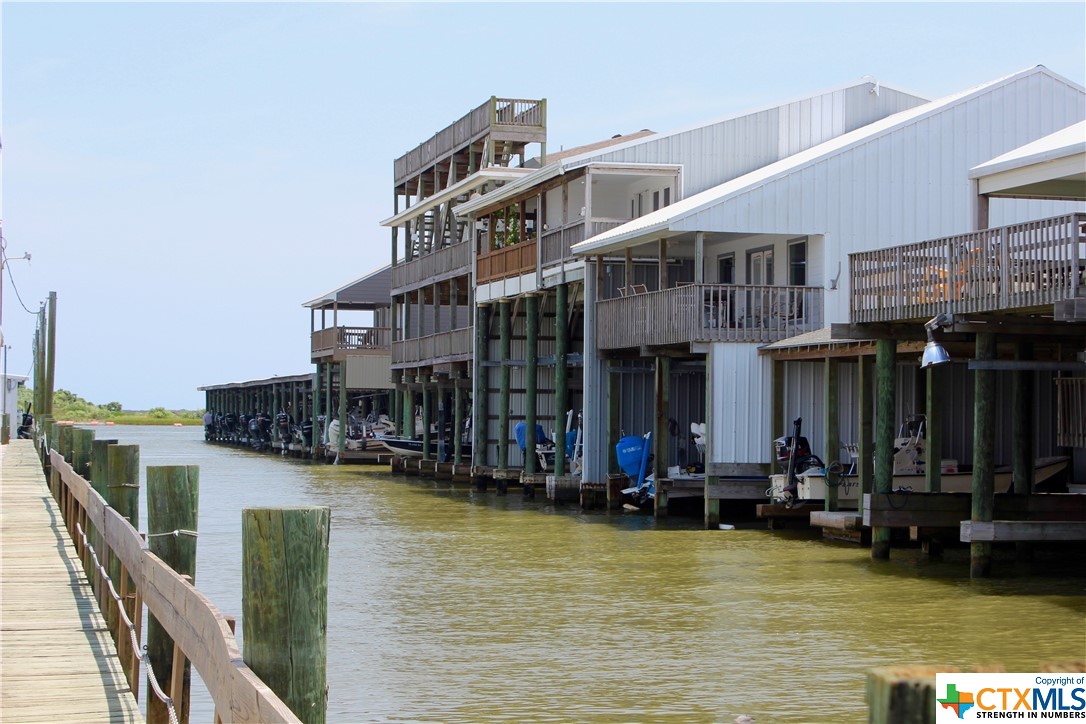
[115, 426, 1084, 722]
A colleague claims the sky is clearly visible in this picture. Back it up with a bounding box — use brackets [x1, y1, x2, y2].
[1, 2, 1084, 410]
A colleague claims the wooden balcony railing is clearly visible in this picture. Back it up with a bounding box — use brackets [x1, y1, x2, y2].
[597, 284, 824, 349]
[311, 326, 390, 359]
[850, 213, 1086, 324]
[540, 219, 629, 267]
[394, 98, 546, 185]
[1057, 377, 1086, 449]
[477, 239, 537, 284]
[391, 240, 472, 294]
[392, 327, 473, 366]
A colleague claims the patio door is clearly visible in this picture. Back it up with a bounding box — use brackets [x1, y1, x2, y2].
[749, 248, 774, 285]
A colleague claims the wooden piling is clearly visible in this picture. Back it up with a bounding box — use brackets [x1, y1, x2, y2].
[312, 364, 322, 460]
[971, 332, 996, 578]
[654, 355, 670, 518]
[337, 363, 347, 457]
[242, 507, 330, 724]
[44, 291, 57, 418]
[872, 339, 896, 560]
[58, 423, 74, 465]
[1013, 342, 1035, 563]
[71, 428, 95, 481]
[453, 382, 464, 465]
[421, 382, 432, 462]
[106, 444, 139, 635]
[554, 284, 568, 477]
[524, 293, 538, 475]
[497, 299, 511, 470]
[858, 354, 874, 512]
[146, 465, 199, 724]
[925, 365, 943, 493]
[823, 357, 839, 512]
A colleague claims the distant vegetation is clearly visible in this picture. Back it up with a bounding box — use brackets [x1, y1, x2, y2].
[16, 387, 204, 426]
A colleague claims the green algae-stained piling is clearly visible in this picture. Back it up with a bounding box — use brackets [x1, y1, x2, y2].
[106, 444, 140, 634]
[146, 465, 200, 724]
[524, 293, 539, 475]
[971, 332, 996, 579]
[71, 427, 95, 481]
[823, 357, 839, 513]
[497, 299, 511, 471]
[242, 507, 330, 724]
[872, 338, 896, 561]
[58, 423, 74, 465]
[554, 284, 568, 477]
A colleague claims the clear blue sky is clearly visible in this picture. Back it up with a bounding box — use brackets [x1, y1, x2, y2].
[2, 2, 1084, 409]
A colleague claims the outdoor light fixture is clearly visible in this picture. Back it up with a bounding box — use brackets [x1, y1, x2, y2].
[921, 313, 953, 368]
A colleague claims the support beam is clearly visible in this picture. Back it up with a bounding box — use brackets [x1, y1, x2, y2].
[312, 364, 322, 460]
[498, 300, 511, 470]
[1013, 341, 1035, 563]
[45, 292, 57, 417]
[524, 294, 539, 475]
[473, 304, 491, 466]
[823, 357, 839, 512]
[453, 379, 464, 464]
[704, 348, 719, 529]
[971, 332, 996, 578]
[337, 363, 346, 457]
[658, 239, 668, 291]
[872, 339, 895, 560]
[654, 355, 670, 518]
[421, 381, 432, 462]
[925, 364, 943, 493]
[554, 284, 568, 477]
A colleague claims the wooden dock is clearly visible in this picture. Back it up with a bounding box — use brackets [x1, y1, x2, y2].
[0, 440, 141, 722]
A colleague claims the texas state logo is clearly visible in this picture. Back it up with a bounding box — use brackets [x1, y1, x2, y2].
[935, 674, 1086, 721]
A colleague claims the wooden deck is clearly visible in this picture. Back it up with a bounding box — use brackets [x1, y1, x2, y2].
[0, 440, 141, 723]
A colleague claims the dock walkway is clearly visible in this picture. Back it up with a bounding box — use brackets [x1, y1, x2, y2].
[1, 439, 141, 722]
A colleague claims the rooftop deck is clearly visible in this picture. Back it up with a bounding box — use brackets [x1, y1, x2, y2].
[394, 97, 546, 187]
[849, 213, 1086, 324]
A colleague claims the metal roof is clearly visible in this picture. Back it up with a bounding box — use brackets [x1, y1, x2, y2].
[572, 66, 1084, 256]
[198, 373, 315, 392]
[970, 121, 1086, 178]
[380, 167, 533, 227]
[302, 265, 392, 310]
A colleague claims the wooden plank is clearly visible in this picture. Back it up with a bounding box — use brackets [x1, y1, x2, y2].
[864, 492, 1086, 528]
[961, 520, 1086, 542]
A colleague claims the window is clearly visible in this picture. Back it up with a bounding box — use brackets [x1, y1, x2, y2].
[748, 248, 774, 286]
[664, 187, 671, 207]
[718, 254, 735, 284]
[788, 237, 807, 286]
[653, 191, 660, 212]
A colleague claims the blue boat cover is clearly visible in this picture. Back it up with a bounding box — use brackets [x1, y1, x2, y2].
[514, 422, 551, 451]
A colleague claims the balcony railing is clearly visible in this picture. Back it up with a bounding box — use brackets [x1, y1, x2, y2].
[850, 213, 1086, 324]
[392, 240, 472, 294]
[394, 98, 546, 185]
[392, 327, 473, 366]
[540, 219, 628, 267]
[597, 284, 824, 349]
[311, 326, 391, 360]
[477, 239, 537, 284]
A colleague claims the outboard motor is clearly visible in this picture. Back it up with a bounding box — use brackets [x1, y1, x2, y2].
[248, 415, 262, 449]
[17, 405, 33, 439]
[301, 419, 314, 447]
[772, 417, 824, 503]
[276, 411, 291, 443]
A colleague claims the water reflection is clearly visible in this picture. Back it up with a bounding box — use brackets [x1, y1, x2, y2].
[106, 426, 1084, 722]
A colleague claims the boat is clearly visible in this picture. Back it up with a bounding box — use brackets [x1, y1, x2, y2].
[375, 436, 471, 462]
[617, 432, 655, 505]
[769, 415, 1072, 506]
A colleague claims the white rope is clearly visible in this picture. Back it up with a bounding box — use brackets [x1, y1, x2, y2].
[76, 523, 180, 724]
[146, 529, 198, 539]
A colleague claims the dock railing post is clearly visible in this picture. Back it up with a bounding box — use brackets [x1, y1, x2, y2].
[242, 507, 330, 724]
[146, 465, 200, 724]
[106, 444, 140, 635]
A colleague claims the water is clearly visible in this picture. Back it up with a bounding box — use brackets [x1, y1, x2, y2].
[110, 426, 1084, 722]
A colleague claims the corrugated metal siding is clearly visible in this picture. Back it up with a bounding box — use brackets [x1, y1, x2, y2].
[710, 343, 772, 464]
[584, 86, 927, 197]
[611, 360, 707, 471]
[670, 70, 1086, 324]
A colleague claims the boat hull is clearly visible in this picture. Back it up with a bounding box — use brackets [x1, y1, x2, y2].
[375, 437, 471, 461]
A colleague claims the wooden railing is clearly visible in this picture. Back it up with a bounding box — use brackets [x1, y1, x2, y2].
[391, 240, 472, 293]
[850, 213, 1086, 323]
[1057, 377, 1086, 448]
[311, 326, 390, 358]
[477, 238, 538, 283]
[597, 284, 824, 349]
[45, 448, 298, 723]
[394, 97, 546, 184]
[392, 327, 473, 365]
[541, 222, 585, 266]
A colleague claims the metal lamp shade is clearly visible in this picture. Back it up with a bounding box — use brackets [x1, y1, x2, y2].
[920, 340, 951, 368]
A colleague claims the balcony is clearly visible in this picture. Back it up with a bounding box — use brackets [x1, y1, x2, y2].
[540, 219, 627, 266]
[850, 213, 1086, 324]
[392, 328, 473, 367]
[391, 240, 472, 295]
[310, 326, 390, 363]
[393, 98, 546, 186]
[597, 284, 824, 350]
[477, 239, 537, 284]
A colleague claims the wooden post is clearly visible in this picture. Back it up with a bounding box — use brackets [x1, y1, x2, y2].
[72, 428, 94, 481]
[624, 248, 633, 294]
[44, 291, 57, 418]
[925, 364, 943, 493]
[453, 378, 464, 464]
[554, 284, 568, 477]
[324, 367, 333, 455]
[312, 364, 322, 460]
[106, 445, 139, 633]
[474, 303, 491, 468]
[242, 507, 330, 724]
[58, 423, 74, 465]
[971, 332, 996, 579]
[146, 465, 199, 724]
[872, 339, 896, 560]
[824, 358, 840, 512]
[1013, 341, 1035, 563]
[658, 239, 668, 290]
[524, 294, 539, 475]
[337, 363, 347, 457]
[607, 366, 620, 477]
[705, 350, 719, 529]
[654, 355, 670, 518]
[497, 299, 511, 471]
[858, 354, 874, 515]
[421, 382, 432, 461]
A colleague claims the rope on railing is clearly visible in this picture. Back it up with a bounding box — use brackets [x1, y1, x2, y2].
[75, 522, 180, 724]
[146, 529, 198, 539]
